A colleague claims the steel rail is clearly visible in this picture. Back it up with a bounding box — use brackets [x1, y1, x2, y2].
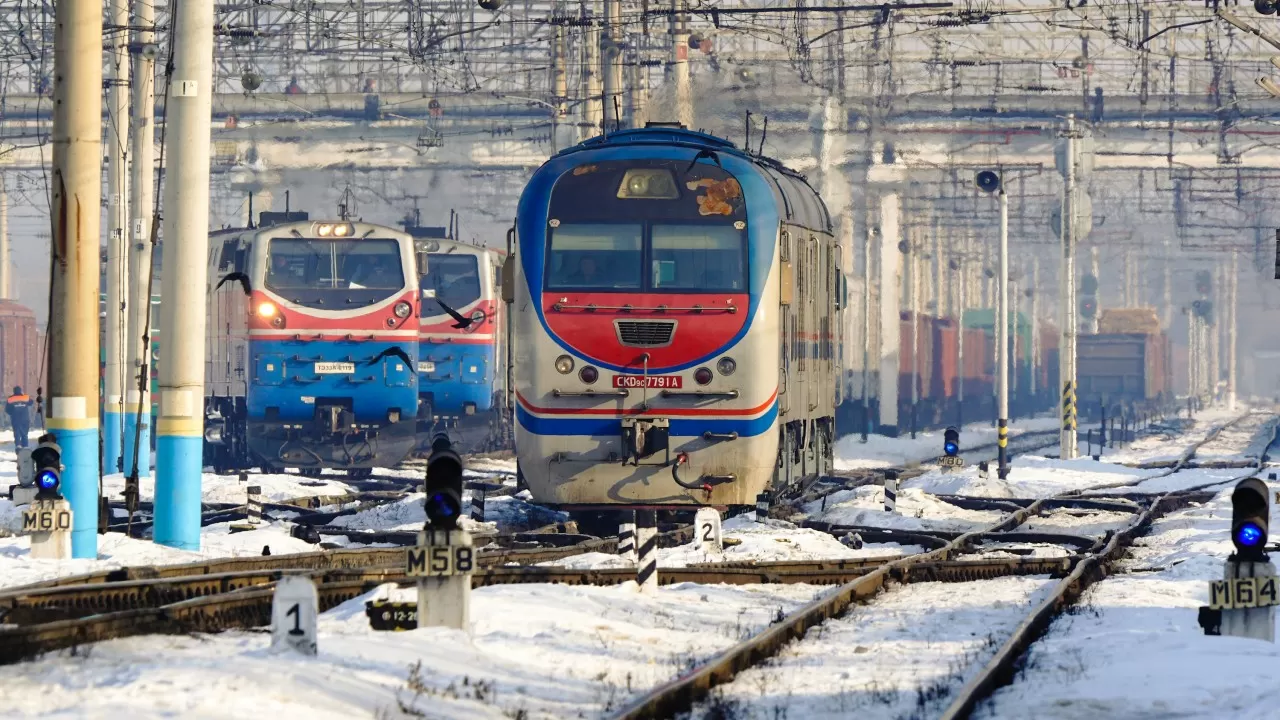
[938, 414, 1280, 718]
[0, 555, 1079, 665]
[610, 410, 1269, 720]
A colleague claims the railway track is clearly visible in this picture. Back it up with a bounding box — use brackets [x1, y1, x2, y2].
[0, 407, 1260, 701]
[612, 409, 1276, 719]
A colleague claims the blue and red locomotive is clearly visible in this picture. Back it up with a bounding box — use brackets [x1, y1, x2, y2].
[411, 231, 510, 452]
[509, 124, 846, 511]
[204, 216, 420, 476]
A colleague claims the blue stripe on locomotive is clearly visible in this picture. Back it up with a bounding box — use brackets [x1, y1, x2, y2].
[514, 401, 779, 438]
[515, 132, 780, 374]
[418, 340, 496, 415]
[248, 338, 418, 420]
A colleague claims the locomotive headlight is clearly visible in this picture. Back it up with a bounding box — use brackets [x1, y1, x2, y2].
[694, 367, 713, 385]
[393, 301, 413, 318]
[616, 168, 679, 199]
[257, 302, 277, 318]
[579, 366, 599, 384]
[316, 224, 333, 237]
[716, 357, 737, 376]
[555, 355, 575, 374]
[333, 223, 352, 237]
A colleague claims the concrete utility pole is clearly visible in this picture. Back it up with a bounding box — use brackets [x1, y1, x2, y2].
[1030, 257, 1039, 401]
[910, 232, 920, 438]
[601, 0, 622, 130]
[104, 0, 131, 475]
[670, 0, 692, 128]
[552, 23, 568, 148]
[153, 0, 214, 550]
[48, 0, 104, 558]
[1089, 246, 1100, 332]
[1228, 252, 1238, 410]
[0, 175, 9, 300]
[996, 188, 1010, 479]
[125, 0, 156, 480]
[1060, 115, 1079, 460]
[629, 56, 649, 128]
[861, 207, 873, 442]
[1210, 262, 1221, 400]
[583, 7, 602, 139]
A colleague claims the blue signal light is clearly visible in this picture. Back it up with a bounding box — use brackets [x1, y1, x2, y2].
[35, 469, 59, 492]
[425, 492, 460, 519]
[1236, 522, 1265, 548]
[944, 441, 959, 456]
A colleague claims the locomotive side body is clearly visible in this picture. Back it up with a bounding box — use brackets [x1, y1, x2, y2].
[204, 220, 419, 474]
[512, 127, 842, 509]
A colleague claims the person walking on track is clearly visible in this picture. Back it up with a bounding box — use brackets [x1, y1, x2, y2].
[6, 386, 32, 449]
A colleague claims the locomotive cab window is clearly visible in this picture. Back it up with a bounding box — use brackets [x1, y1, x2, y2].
[421, 253, 481, 317]
[265, 238, 405, 309]
[546, 159, 747, 293]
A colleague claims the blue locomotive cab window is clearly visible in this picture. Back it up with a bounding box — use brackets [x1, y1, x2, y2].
[421, 253, 481, 317]
[651, 225, 745, 291]
[266, 238, 404, 309]
[547, 159, 746, 293]
[546, 224, 643, 290]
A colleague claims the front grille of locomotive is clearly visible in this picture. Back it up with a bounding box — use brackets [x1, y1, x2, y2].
[615, 320, 676, 348]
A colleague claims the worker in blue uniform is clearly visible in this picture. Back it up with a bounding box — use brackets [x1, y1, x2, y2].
[6, 386, 31, 448]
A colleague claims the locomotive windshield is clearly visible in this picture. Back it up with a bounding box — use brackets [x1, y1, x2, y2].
[545, 160, 746, 293]
[265, 238, 405, 309]
[421, 253, 481, 317]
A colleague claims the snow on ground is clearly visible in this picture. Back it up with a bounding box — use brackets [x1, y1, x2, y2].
[0, 521, 325, 590]
[977, 477, 1280, 720]
[696, 575, 1058, 719]
[833, 416, 1061, 471]
[808, 485, 1003, 532]
[906, 456, 1161, 499]
[0, 580, 824, 719]
[542, 515, 924, 570]
[1195, 410, 1277, 461]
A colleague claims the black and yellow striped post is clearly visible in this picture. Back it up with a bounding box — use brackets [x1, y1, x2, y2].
[997, 419, 1009, 479]
[1061, 381, 1077, 457]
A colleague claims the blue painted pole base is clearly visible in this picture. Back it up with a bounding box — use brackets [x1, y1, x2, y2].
[154, 434, 202, 551]
[103, 411, 123, 474]
[48, 425, 98, 559]
[123, 413, 151, 478]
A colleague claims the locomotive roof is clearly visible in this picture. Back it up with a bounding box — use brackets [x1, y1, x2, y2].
[555, 125, 832, 233]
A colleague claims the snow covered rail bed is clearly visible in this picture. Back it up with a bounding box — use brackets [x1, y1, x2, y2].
[0, 556, 1078, 667]
[612, 412, 1280, 720]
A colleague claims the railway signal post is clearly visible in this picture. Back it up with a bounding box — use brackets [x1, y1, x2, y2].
[153, 0, 215, 550]
[47, 0, 104, 558]
[23, 437, 72, 559]
[976, 169, 1011, 479]
[409, 434, 473, 633]
[1202, 478, 1277, 641]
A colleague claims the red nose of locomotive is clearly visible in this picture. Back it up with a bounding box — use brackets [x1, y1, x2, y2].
[542, 291, 747, 372]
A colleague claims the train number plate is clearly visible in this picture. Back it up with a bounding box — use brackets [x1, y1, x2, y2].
[939, 456, 965, 468]
[406, 545, 475, 577]
[1209, 577, 1280, 610]
[417, 361, 435, 373]
[22, 502, 71, 533]
[613, 375, 683, 389]
[314, 362, 356, 374]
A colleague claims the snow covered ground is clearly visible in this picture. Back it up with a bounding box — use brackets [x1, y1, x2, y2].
[696, 576, 1059, 719]
[977, 476, 1280, 719]
[0, 406, 1276, 719]
[833, 416, 1062, 471]
[0, 581, 824, 719]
